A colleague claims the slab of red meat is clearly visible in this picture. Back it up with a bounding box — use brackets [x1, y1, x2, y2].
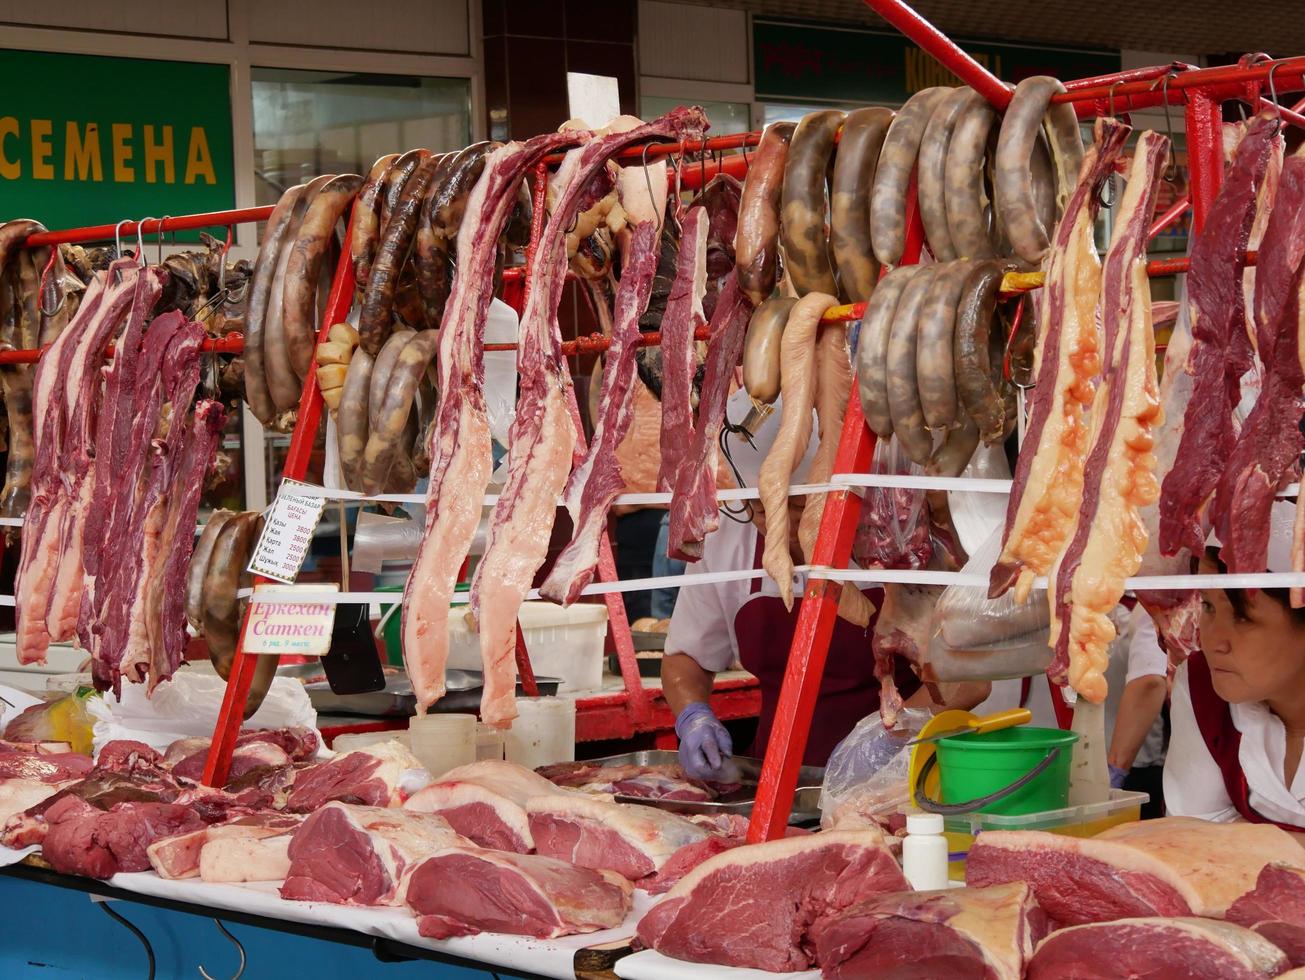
[0, 743, 92, 783]
[965, 817, 1305, 926]
[283, 740, 421, 813]
[162, 727, 319, 772]
[171, 740, 291, 783]
[280, 802, 465, 906]
[540, 219, 660, 608]
[535, 761, 722, 801]
[656, 205, 708, 493]
[1027, 917, 1288, 979]
[40, 794, 205, 879]
[810, 882, 1046, 980]
[1210, 154, 1305, 572]
[1158, 114, 1280, 558]
[146, 812, 301, 879]
[1227, 864, 1305, 967]
[403, 758, 562, 853]
[399, 847, 633, 939]
[667, 271, 753, 561]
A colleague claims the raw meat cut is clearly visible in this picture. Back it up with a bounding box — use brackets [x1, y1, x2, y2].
[991, 119, 1130, 602]
[667, 271, 754, 560]
[536, 760, 727, 801]
[1046, 130, 1167, 701]
[656, 205, 709, 493]
[199, 833, 294, 884]
[635, 829, 908, 972]
[40, 794, 205, 879]
[640, 836, 742, 895]
[540, 220, 659, 607]
[0, 743, 92, 782]
[284, 740, 422, 813]
[280, 802, 466, 905]
[0, 780, 72, 827]
[526, 793, 709, 881]
[1227, 864, 1305, 967]
[1026, 917, 1288, 979]
[966, 816, 1305, 925]
[1211, 154, 1305, 572]
[403, 758, 563, 853]
[810, 882, 1046, 980]
[172, 740, 290, 783]
[163, 726, 318, 779]
[1159, 114, 1279, 558]
[399, 847, 633, 939]
[146, 812, 301, 879]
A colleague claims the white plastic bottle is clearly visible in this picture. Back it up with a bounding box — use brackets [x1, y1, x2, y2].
[902, 812, 950, 890]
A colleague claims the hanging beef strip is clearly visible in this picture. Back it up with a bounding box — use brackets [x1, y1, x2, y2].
[656, 206, 709, 494]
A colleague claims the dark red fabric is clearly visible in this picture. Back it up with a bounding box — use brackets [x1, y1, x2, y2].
[1187, 652, 1305, 833]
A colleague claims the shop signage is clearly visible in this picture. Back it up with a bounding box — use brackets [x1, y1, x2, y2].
[0, 49, 235, 237]
[755, 19, 1120, 106]
[245, 584, 337, 657]
[248, 478, 328, 584]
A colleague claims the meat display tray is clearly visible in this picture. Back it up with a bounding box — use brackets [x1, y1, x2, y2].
[580, 750, 825, 824]
[304, 669, 560, 718]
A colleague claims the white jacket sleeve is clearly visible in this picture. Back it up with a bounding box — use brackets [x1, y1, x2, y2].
[1163, 662, 1239, 822]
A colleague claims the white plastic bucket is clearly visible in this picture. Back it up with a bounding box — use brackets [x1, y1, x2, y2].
[408, 713, 476, 777]
[502, 697, 576, 769]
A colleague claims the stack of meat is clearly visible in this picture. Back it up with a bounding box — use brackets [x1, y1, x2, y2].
[12, 257, 227, 697]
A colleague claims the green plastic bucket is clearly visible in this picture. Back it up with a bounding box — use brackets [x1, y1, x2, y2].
[376, 582, 469, 667]
[935, 727, 1079, 816]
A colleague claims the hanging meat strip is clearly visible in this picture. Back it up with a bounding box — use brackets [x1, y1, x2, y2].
[990, 119, 1130, 603]
[1047, 131, 1168, 702]
[656, 206, 709, 494]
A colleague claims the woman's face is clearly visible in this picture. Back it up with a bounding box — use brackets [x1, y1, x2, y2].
[1198, 554, 1305, 704]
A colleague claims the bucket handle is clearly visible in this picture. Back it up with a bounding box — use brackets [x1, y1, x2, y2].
[914, 747, 1064, 816]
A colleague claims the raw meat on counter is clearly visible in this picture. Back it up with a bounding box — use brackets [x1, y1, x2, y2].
[966, 816, 1305, 925]
[535, 760, 736, 801]
[404, 758, 564, 852]
[280, 802, 467, 906]
[635, 829, 908, 972]
[1227, 864, 1305, 967]
[399, 847, 633, 940]
[146, 812, 302, 880]
[163, 726, 319, 779]
[40, 795, 206, 879]
[1026, 917, 1289, 979]
[527, 793, 710, 881]
[284, 739, 422, 813]
[810, 882, 1046, 980]
[0, 742, 93, 783]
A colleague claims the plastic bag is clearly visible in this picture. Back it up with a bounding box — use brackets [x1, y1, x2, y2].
[853, 438, 931, 570]
[922, 525, 1053, 683]
[819, 707, 929, 830]
[2, 690, 97, 755]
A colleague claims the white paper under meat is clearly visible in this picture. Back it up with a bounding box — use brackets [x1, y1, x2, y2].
[0, 844, 38, 868]
[106, 871, 659, 980]
[615, 950, 819, 980]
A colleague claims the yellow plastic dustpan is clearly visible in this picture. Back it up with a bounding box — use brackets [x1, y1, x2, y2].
[907, 707, 1032, 807]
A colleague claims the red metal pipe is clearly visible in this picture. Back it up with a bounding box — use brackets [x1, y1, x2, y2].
[0, 331, 246, 365]
[1064, 62, 1192, 92]
[861, 0, 1012, 109]
[1148, 196, 1191, 240]
[1054, 56, 1305, 111]
[541, 131, 760, 168]
[23, 207, 275, 249]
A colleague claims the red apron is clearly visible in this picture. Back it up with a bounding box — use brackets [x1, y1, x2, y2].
[1187, 651, 1305, 833]
[732, 539, 919, 766]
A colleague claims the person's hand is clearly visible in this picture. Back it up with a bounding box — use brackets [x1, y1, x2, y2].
[1108, 764, 1129, 790]
[675, 702, 733, 781]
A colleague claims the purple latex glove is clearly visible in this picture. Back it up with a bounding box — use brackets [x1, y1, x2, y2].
[1108, 764, 1129, 789]
[675, 702, 734, 781]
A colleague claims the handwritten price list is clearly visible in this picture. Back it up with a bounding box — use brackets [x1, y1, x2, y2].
[247, 478, 328, 584]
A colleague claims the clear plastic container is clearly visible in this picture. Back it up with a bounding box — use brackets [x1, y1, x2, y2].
[447, 601, 609, 693]
[408, 713, 476, 778]
[945, 789, 1150, 881]
[503, 697, 576, 769]
[476, 722, 505, 762]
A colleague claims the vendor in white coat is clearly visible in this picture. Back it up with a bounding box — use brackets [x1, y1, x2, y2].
[1165, 502, 1305, 839]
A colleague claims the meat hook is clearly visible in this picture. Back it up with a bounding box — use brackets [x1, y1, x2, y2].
[1267, 61, 1286, 118]
[717, 416, 757, 524]
[641, 142, 667, 239]
[1150, 74, 1180, 183]
[136, 218, 158, 267]
[38, 246, 60, 317]
[156, 216, 173, 266]
[98, 901, 156, 980]
[197, 918, 247, 980]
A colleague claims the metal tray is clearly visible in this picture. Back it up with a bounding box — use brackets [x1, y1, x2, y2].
[578, 750, 824, 824]
[304, 669, 560, 718]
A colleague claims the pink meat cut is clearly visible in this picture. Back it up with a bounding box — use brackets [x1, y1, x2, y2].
[284, 740, 421, 813]
[403, 758, 562, 853]
[1026, 917, 1288, 980]
[1228, 864, 1305, 967]
[535, 760, 730, 801]
[667, 271, 754, 561]
[539, 219, 660, 606]
[1159, 114, 1279, 558]
[399, 846, 633, 939]
[965, 816, 1305, 926]
[810, 882, 1046, 980]
[280, 802, 466, 906]
[526, 793, 709, 881]
[146, 812, 301, 879]
[0, 743, 92, 783]
[656, 205, 709, 493]
[40, 794, 205, 879]
[401, 129, 589, 714]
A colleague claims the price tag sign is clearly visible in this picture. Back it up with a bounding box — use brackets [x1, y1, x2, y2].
[244, 584, 337, 656]
[247, 478, 327, 583]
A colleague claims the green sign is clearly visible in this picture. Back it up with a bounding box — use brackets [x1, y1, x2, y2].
[755, 19, 1120, 106]
[0, 50, 235, 240]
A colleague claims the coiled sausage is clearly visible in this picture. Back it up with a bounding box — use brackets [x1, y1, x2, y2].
[871, 87, 948, 267]
[831, 107, 894, 303]
[918, 88, 980, 262]
[780, 111, 844, 296]
[742, 296, 797, 406]
[885, 265, 939, 464]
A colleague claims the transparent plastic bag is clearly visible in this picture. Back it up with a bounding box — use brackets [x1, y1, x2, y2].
[921, 525, 1052, 682]
[819, 707, 929, 830]
[853, 438, 931, 570]
[3, 690, 98, 755]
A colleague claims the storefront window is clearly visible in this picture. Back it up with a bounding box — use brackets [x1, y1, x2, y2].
[251, 68, 471, 207]
[643, 96, 749, 134]
[763, 101, 866, 125]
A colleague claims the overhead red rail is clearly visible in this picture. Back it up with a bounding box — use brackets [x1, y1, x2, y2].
[1053, 56, 1305, 112]
[23, 207, 275, 248]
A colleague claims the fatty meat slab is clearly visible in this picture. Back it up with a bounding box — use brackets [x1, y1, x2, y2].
[1026, 917, 1288, 980]
[965, 816, 1305, 926]
[810, 882, 1045, 980]
[284, 740, 423, 813]
[399, 847, 633, 940]
[1227, 864, 1305, 967]
[403, 758, 564, 853]
[990, 118, 1130, 603]
[1045, 130, 1168, 702]
[146, 812, 302, 880]
[635, 829, 908, 973]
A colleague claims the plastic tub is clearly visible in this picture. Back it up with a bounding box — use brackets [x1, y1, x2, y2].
[408, 713, 476, 777]
[476, 722, 505, 762]
[447, 601, 609, 693]
[936, 726, 1078, 816]
[503, 697, 576, 769]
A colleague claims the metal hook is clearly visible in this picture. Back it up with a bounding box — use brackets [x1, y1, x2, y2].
[136, 217, 157, 266]
[717, 418, 756, 524]
[38, 247, 61, 316]
[157, 216, 172, 265]
[1107, 80, 1125, 119]
[641, 142, 665, 239]
[1154, 74, 1180, 182]
[113, 219, 131, 262]
[1267, 61, 1284, 116]
[99, 902, 156, 980]
[197, 919, 247, 980]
